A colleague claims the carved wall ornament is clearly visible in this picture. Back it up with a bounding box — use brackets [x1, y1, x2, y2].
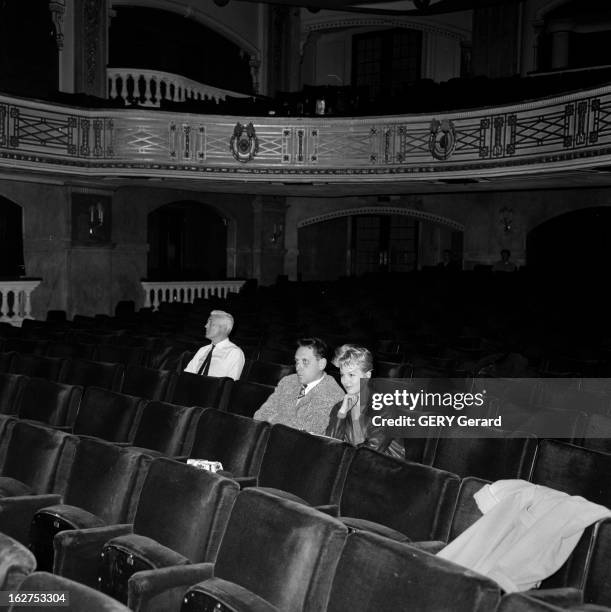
[230, 122, 259, 162]
[48, 0, 65, 50]
[429, 118, 456, 160]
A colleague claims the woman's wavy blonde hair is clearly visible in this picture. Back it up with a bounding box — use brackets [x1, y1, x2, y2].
[333, 344, 373, 373]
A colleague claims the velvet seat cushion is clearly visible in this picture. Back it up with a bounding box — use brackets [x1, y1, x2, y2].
[16, 378, 83, 427]
[121, 365, 174, 401]
[0, 477, 33, 497]
[170, 373, 232, 410]
[0, 532, 36, 590]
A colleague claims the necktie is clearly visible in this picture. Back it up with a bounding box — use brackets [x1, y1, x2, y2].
[197, 345, 215, 376]
[297, 384, 307, 400]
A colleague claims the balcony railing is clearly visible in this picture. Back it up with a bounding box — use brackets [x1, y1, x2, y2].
[107, 68, 252, 108]
[141, 280, 246, 311]
[0, 280, 41, 326]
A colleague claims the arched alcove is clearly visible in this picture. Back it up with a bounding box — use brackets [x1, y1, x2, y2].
[147, 201, 227, 281]
[0, 196, 25, 278]
[298, 207, 463, 280]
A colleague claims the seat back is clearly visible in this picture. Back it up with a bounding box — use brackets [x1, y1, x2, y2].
[0, 373, 26, 415]
[190, 409, 270, 477]
[9, 354, 65, 381]
[121, 364, 175, 401]
[2, 338, 48, 355]
[170, 372, 233, 410]
[246, 361, 295, 386]
[0, 532, 37, 591]
[258, 424, 354, 506]
[16, 378, 83, 427]
[132, 402, 202, 456]
[575, 413, 611, 455]
[63, 438, 151, 524]
[529, 440, 611, 508]
[10, 572, 131, 611]
[0, 352, 16, 374]
[59, 358, 124, 391]
[212, 489, 349, 612]
[95, 344, 148, 367]
[225, 380, 274, 417]
[427, 428, 538, 481]
[0, 421, 78, 495]
[341, 448, 460, 541]
[74, 387, 145, 442]
[326, 531, 501, 612]
[45, 342, 96, 360]
[134, 458, 239, 562]
[583, 518, 611, 606]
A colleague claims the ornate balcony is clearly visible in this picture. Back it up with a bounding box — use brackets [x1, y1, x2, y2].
[0, 280, 41, 326]
[107, 68, 251, 108]
[141, 280, 246, 311]
[1, 85, 611, 186]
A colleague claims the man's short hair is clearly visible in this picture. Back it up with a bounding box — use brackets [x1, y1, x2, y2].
[210, 310, 234, 334]
[297, 337, 328, 360]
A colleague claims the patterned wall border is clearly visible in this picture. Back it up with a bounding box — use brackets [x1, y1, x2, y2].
[298, 206, 465, 230]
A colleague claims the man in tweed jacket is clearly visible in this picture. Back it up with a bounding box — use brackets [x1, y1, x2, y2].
[254, 338, 344, 435]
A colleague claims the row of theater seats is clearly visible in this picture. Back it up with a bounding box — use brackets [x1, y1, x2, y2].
[1, 415, 611, 611]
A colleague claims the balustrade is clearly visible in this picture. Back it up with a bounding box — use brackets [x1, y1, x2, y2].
[141, 280, 246, 311]
[0, 280, 41, 326]
[107, 68, 251, 108]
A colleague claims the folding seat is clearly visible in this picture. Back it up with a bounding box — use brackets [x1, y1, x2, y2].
[245, 360, 294, 386]
[224, 379, 274, 417]
[529, 440, 611, 508]
[189, 409, 270, 482]
[128, 401, 202, 457]
[338, 447, 459, 542]
[45, 342, 96, 360]
[129, 488, 349, 612]
[27, 438, 151, 571]
[325, 531, 501, 612]
[0, 421, 78, 501]
[58, 358, 124, 391]
[73, 387, 145, 443]
[53, 459, 239, 598]
[0, 533, 36, 591]
[0, 373, 26, 415]
[95, 344, 149, 367]
[170, 372, 233, 411]
[9, 572, 132, 612]
[15, 378, 83, 427]
[2, 338, 48, 355]
[254, 424, 354, 508]
[121, 364, 175, 401]
[0, 351, 16, 373]
[8, 353, 64, 381]
[425, 428, 538, 481]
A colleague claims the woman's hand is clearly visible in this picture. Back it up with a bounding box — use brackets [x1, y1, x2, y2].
[338, 393, 359, 418]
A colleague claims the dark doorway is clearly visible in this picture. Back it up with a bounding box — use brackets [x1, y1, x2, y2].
[147, 201, 227, 281]
[0, 196, 25, 278]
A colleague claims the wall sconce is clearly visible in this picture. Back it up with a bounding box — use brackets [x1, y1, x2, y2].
[270, 223, 283, 244]
[89, 201, 105, 236]
[500, 207, 513, 233]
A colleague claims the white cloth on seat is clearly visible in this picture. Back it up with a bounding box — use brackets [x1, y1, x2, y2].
[437, 479, 611, 593]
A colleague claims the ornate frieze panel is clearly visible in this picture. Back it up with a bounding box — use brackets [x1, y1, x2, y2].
[2, 85, 611, 181]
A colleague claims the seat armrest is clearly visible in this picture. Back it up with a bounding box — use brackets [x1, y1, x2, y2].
[526, 587, 583, 607]
[314, 504, 339, 517]
[233, 476, 257, 489]
[53, 523, 134, 587]
[411, 541, 446, 554]
[0, 494, 63, 544]
[128, 562, 215, 612]
[185, 577, 281, 612]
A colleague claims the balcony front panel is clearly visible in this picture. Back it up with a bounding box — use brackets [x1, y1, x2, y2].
[1, 87, 611, 183]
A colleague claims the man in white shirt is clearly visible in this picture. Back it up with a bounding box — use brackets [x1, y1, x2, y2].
[184, 310, 245, 380]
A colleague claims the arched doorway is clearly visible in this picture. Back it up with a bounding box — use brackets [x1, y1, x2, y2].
[0, 196, 25, 277]
[527, 206, 611, 275]
[147, 201, 227, 281]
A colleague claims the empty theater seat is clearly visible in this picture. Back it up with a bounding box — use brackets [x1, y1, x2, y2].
[54, 458, 239, 596]
[0, 373, 26, 415]
[170, 372, 233, 411]
[338, 447, 460, 542]
[58, 358, 124, 391]
[121, 364, 175, 401]
[245, 360, 295, 386]
[8, 353, 65, 381]
[45, 342, 96, 360]
[2, 338, 48, 355]
[0, 352, 16, 373]
[0, 533, 36, 591]
[225, 379, 274, 417]
[189, 409, 270, 481]
[325, 531, 501, 612]
[95, 344, 149, 367]
[73, 387, 145, 442]
[15, 378, 83, 427]
[129, 488, 349, 612]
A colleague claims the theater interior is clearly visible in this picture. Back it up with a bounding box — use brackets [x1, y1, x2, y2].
[2, 0, 611, 610]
